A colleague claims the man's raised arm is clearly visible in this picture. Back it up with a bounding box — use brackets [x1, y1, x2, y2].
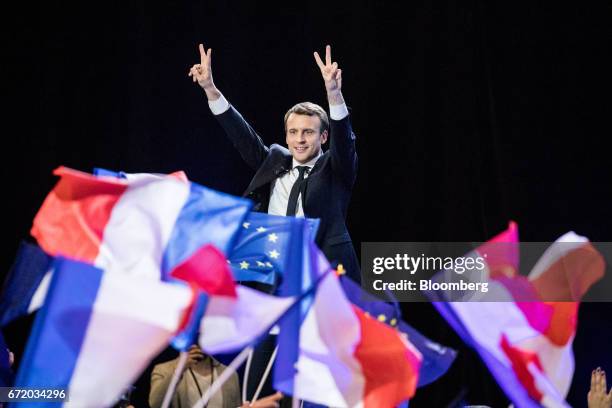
[314, 45, 357, 186]
[188, 43, 268, 171]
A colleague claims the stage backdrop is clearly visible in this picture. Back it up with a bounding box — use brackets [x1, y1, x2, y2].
[3, 1, 611, 406]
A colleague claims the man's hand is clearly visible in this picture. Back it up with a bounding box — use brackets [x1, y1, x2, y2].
[589, 368, 612, 408]
[314, 45, 345, 106]
[241, 391, 283, 408]
[188, 44, 221, 101]
[184, 345, 205, 372]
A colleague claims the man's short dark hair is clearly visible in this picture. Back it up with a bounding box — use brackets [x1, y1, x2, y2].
[284, 102, 329, 134]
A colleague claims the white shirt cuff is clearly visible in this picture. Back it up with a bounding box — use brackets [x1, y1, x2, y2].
[329, 103, 349, 121]
[208, 94, 230, 115]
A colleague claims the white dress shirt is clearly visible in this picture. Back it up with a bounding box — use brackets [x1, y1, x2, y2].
[267, 153, 321, 217]
[208, 94, 349, 217]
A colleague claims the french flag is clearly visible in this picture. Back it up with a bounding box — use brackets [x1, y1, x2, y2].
[275, 244, 422, 407]
[31, 166, 252, 281]
[431, 222, 605, 407]
[168, 243, 298, 354]
[92, 167, 189, 183]
[14, 257, 193, 408]
[339, 274, 457, 389]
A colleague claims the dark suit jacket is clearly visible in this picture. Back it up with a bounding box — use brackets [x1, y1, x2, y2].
[215, 105, 360, 282]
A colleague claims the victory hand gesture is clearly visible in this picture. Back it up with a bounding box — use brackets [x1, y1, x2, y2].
[314, 45, 342, 95]
[188, 44, 215, 91]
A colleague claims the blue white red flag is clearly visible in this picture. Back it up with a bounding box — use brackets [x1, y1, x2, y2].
[429, 222, 605, 407]
[339, 274, 456, 388]
[275, 240, 422, 407]
[165, 243, 297, 354]
[14, 257, 192, 408]
[31, 166, 251, 281]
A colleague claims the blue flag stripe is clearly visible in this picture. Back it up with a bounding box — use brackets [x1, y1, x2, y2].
[14, 258, 103, 402]
[161, 183, 252, 280]
[0, 241, 53, 326]
[92, 168, 126, 178]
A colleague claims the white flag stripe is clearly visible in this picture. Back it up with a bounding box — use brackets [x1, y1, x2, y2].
[294, 273, 365, 408]
[95, 178, 190, 279]
[199, 286, 295, 354]
[518, 332, 575, 398]
[67, 273, 192, 407]
[450, 284, 541, 364]
[529, 231, 588, 279]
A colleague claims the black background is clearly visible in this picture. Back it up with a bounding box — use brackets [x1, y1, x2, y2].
[2, 1, 612, 406]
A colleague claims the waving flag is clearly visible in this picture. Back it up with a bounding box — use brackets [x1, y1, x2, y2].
[429, 222, 605, 407]
[279, 270, 422, 407]
[228, 211, 320, 285]
[275, 240, 422, 407]
[339, 274, 456, 388]
[197, 284, 297, 354]
[31, 166, 251, 281]
[166, 244, 236, 350]
[93, 167, 189, 182]
[274, 219, 323, 398]
[14, 257, 192, 408]
[0, 241, 53, 326]
[163, 242, 297, 354]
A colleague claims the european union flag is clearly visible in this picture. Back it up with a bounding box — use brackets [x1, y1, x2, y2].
[228, 212, 320, 285]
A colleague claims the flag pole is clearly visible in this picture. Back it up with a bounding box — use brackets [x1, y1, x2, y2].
[242, 347, 254, 403]
[161, 350, 189, 408]
[192, 346, 253, 408]
[250, 345, 278, 403]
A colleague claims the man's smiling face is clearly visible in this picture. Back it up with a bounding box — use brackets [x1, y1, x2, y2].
[285, 113, 328, 164]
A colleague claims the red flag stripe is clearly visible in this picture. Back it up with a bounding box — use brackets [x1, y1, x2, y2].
[353, 306, 421, 407]
[31, 167, 128, 262]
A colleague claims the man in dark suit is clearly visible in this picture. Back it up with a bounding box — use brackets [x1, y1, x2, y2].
[188, 43, 359, 283]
